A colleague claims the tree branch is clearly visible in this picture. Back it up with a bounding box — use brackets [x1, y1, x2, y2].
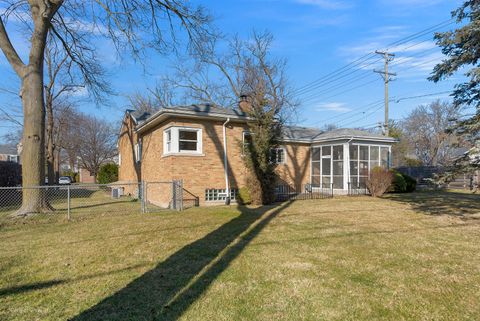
[0, 16, 26, 77]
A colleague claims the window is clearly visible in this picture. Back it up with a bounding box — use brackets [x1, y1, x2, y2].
[165, 129, 172, 153]
[179, 130, 198, 151]
[163, 127, 202, 155]
[270, 147, 286, 164]
[349, 144, 390, 188]
[7, 155, 19, 163]
[242, 131, 252, 155]
[311, 145, 343, 189]
[205, 188, 238, 201]
[134, 143, 141, 162]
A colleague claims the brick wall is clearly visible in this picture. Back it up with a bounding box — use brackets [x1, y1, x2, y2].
[118, 114, 141, 196]
[119, 115, 311, 206]
[79, 167, 95, 183]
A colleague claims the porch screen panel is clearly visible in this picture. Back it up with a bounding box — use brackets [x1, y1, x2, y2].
[349, 145, 359, 187]
[332, 145, 343, 189]
[381, 147, 389, 168]
[359, 145, 369, 186]
[321, 146, 331, 188]
[311, 147, 321, 187]
[370, 146, 380, 169]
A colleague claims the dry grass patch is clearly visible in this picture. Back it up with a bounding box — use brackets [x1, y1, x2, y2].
[1, 191, 479, 320]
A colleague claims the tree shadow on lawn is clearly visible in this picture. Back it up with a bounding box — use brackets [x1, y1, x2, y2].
[0, 263, 151, 298]
[385, 190, 480, 218]
[71, 201, 292, 321]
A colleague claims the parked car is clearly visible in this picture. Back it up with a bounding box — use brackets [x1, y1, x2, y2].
[58, 176, 72, 185]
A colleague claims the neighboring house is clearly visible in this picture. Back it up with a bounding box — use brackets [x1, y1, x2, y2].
[0, 144, 20, 163]
[118, 101, 396, 206]
[79, 167, 96, 184]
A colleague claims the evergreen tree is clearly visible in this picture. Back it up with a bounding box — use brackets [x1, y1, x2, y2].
[429, 1, 480, 174]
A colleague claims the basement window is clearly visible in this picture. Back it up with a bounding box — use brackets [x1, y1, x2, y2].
[163, 127, 203, 155]
[205, 188, 238, 202]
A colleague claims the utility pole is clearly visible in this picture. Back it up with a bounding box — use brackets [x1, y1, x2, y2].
[374, 50, 396, 136]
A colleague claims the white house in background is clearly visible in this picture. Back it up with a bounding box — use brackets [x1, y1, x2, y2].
[0, 144, 20, 163]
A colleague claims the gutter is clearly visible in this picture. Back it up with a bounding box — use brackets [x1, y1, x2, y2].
[223, 118, 231, 205]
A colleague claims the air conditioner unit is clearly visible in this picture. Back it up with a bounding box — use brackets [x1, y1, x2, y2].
[112, 187, 124, 199]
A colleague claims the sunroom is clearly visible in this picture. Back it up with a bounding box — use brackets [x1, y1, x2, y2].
[309, 130, 396, 194]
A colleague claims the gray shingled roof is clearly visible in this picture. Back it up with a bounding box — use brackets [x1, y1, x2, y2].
[127, 109, 152, 124]
[128, 104, 395, 143]
[129, 104, 247, 126]
[0, 144, 17, 155]
[313, 128, 390, 140]
[282, 126, 323, 141]
[164, 104, 248, 117]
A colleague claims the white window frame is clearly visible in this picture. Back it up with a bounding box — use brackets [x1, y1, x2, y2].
[7, 155, 18, 163]
[350, 143, 391, 187]
[311, 144, 344, 189]
[163, 126, 203, 156]
[164, 129, 172, 153]
[242, 131, 252, 156]
[134, 139, 142, 163]
[270, 147, 286, 165]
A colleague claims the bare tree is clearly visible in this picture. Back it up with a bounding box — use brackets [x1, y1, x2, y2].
[75, 114, 117, 182]
[403, 100, 461, 166]
[127, 92, 160, 114]
[44, 36, 104, 185]
[0, 0, 212, 215]
[191, 31, 298, 204]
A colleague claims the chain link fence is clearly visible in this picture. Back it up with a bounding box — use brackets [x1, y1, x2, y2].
[0, 180, 191, 228]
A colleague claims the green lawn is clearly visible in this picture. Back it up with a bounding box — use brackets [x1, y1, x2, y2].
[1, 190, 480, 320]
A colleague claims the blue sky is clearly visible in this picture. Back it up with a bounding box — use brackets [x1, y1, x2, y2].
[0, 0, 465, 140]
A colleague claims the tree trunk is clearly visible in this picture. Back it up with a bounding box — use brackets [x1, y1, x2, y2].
[46, 92, 55, 185]
[15, 65, 52, 216]
[54, 147, 61, 182]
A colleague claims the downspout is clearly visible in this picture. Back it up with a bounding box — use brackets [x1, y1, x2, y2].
[223, 118, 231, 205]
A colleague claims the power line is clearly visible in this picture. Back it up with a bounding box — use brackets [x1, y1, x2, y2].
[297, 34, 447, 101]
[394, 90, 453, 102]
[337, 104, 384, 127]
[293, 18, 453, 96]
[334, 101, 385, 126]
[299, 71, 377, 102]
[309, 99, 384, 126]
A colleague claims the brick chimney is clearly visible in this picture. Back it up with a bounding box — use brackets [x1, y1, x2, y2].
[238, 94, 252, 113]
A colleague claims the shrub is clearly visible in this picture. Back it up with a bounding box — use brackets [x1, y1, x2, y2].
[0, 161, 21, 186]
[402, 173, 417, 192]
[366, 167, 393, 197]
[389, 170, 407, 193]
[237, 187, 252, 205]
[97, 163, 118, 184]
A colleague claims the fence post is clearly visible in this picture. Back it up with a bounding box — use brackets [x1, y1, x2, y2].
[171, 181, 176, 210]
[331, 183, 334, 198]
[141, 181, 146, 214]
[179, 179, 184, 211]
[67, 185, 71, 220]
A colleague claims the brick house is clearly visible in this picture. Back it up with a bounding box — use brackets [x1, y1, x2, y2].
[118, 101, 396, 206]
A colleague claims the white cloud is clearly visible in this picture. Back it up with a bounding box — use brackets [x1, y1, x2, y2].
[315, 102, 351, 112]
[293, 0, 352, 10]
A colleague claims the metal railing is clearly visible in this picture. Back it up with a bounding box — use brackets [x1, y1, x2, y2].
[274, 183, 333, 202]
[347, 182, 369, 196]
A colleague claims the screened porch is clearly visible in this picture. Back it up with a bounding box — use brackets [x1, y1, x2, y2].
[310, 142, 391, 193]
